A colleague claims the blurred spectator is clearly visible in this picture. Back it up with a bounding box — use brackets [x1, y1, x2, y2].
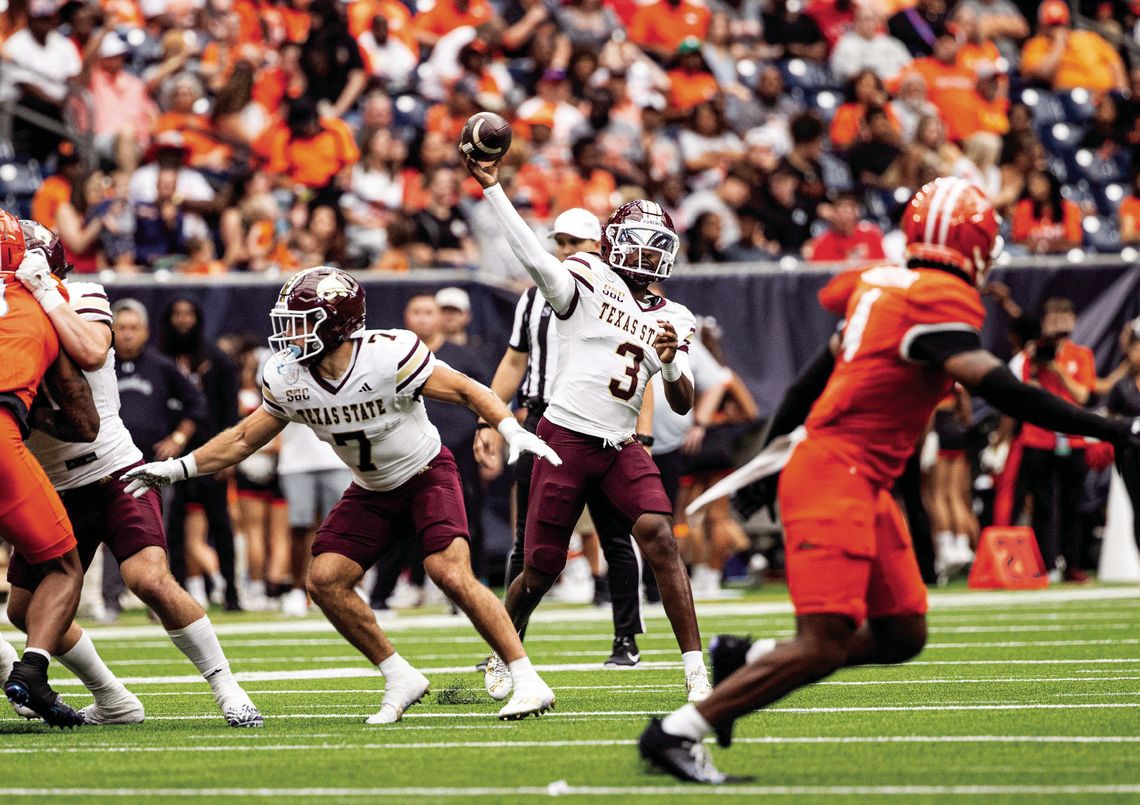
[0, 0, 81, 161]
[950, 132, 1003, 199]
[666, 38, 720, 116]
[302, 0, 368, 118]
[1106, 322, 1140, 552]
[1016, 297, 1096, 581]
[1079, 93, 1130, 162]
[971, 63, 1010, 138]
[306, 204, 349, 266]
[375, 214, 417, 270]
[129, 133, 218, 213]
[516, 69, 586, 145]
[91, 171, 137, 269]
[1020, 0, 1127, 92]
[996, 131, 1044, 212]
[1120, 169, 1140, 244]
[155, 74, 230, 173]
[31, 146, 83, 231]
[804, 190, 885, 262]
[415, 0, 498, 48]
[357, 14, 417, 91]
[686, 211, 728, 263]
[551, 136, 617, 219]
[954, 5, 1002, 74]
[952, 0, 1028, 64]
[680, 167, 750, 250]
[755, 165, 814, 254]
[679, 102, 745, 184]
[410, 166, 477, 266]
[341, 128, 407, 263]
[899, 24, 986, 144]
[730, 64, 798, 135]
[888, 0, 948, 57]
[57, 170, 110, 272]
[89, 31, 157, 172]
[892, 71, 940, 143]
[846, 105, 904, 188]
[780, 111, 827, 215]
[806, 0, 856, 49]
[261, 98, 360, 202]
[182, 235, 226, 275]
[628, 0, 710, 61]
[1011, 169, 1082, 254]
[829, 70, 899, 150]
[829, 6, 912, 83]
[555, 0, 621, 49]
[135, 167, 198, 267]
[884, 114, 959, 189]
[762, 0, 827, 62]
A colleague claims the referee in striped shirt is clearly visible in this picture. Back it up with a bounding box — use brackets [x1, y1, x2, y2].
[475, 209, 647, 666]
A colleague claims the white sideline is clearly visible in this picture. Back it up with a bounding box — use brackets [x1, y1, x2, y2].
[27, 586, 1138, 642]
[1, 784, 1138, 797]
[0, 735, 1138, 756]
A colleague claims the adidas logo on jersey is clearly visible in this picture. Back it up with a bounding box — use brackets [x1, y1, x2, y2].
[359, 382, 374, 393]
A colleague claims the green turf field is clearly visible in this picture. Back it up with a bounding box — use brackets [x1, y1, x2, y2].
[2, 585, 1139, 803]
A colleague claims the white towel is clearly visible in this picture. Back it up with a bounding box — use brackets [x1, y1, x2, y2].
[684, 426, 807, 516]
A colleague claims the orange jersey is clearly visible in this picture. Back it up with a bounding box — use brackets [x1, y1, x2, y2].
[807, 265, 985, 485]
[0, 275, 63, 415]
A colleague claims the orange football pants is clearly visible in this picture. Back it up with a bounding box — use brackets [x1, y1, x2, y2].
[0, 406, 76, 563]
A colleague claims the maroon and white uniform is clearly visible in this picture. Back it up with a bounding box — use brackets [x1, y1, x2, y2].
[482, 183, 694, 575]
[260, 328, 468, 568]
[10, 282, 163, 590]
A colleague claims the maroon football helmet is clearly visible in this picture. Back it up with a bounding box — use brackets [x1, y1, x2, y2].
[19, 219, 72, 278]
[600, 200, 680, 285]
[269, 267, 366, 364]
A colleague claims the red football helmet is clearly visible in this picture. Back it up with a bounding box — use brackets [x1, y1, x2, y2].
[902, 176, 1001, 286]
[269, 267, 366, 364]
[600, 200, 680, 284]
[19, 219, 72, 278]
[0, 210, 26, 273]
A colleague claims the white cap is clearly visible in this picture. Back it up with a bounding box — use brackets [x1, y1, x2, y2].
[100, 33, 130, 58]
[548, 208, 601, 242]
[435, 286, 470, 312]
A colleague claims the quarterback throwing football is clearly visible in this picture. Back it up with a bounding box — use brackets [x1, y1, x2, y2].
[124, 267, 560, 722]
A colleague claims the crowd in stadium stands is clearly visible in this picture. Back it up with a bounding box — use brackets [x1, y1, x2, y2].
[0, 0, 1136, 276]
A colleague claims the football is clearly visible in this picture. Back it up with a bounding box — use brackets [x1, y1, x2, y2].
[460, 111, 512, 162]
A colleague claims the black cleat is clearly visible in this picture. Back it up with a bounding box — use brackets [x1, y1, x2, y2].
[708, 634, 752, 747]
[639, 717, 726, 784]
[4, 661, 84, 728]
[604, 635, 641, 667]
[475, 655, 490, 672]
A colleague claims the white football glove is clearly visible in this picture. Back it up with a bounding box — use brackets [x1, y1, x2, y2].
[121, 456, 198, 498]
[498, 419, 562, 467]
[15, 249, 66, 313]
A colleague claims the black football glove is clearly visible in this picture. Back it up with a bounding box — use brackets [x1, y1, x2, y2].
[731, 474, 780, 521]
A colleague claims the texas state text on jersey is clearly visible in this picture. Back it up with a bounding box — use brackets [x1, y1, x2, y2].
[544, 251, 696, 443]
[260, 329, 442, 492]
[806, 265, 986, 484]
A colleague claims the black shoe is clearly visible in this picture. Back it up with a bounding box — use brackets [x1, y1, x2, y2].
[708, 635, 752, 747]
[592, 575, 611, 607]
[4, 660, 84, 728]
[475, 655, 490, 672]
[605, 635, 641, 667]
[224, 595, 242, 613]
[638, 717, 726, 784]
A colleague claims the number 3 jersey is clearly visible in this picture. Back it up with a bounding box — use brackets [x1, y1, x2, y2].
[260, 329, 442, 492]
[544, 251, 697, 443]
[806, 265, 986, 485]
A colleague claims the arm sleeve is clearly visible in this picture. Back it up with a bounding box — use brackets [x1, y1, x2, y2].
[904, 328, 983, 365]
[482, 183, 577, 315]
[762, 342, 835, 446]
[971, 364, 1125, 443]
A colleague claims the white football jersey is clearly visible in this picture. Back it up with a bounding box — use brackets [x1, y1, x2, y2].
[260, 329, 442, 492]
[544, 252, 697, 442]
[26, 282, 143, 489]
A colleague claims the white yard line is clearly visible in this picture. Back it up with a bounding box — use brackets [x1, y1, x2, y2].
[1, 784, 1138, 797]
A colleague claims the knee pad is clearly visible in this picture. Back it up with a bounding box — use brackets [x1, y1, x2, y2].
[528, 546, 567, 578]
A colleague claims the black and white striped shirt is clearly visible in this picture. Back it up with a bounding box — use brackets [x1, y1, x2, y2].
[508, 286, 557, 404]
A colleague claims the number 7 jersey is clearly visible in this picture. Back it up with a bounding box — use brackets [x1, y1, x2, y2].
[806, 265, 986, 485]
[543, 252, 697, 442]
[260, 329, 443, 492]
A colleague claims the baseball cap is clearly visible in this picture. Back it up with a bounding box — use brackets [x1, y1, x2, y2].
[676, 36, 702, 55]
[99, 33, 130, 59]
[548, 208, 601, 242]
[112, 298, 149, 326]
[1039, 0, 1071, 26]
[435, 287, 470, 312]
[27, 0, 58, 18]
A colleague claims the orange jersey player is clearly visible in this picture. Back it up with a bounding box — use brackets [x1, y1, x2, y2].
[0, 211, 93, 727]
[641, 177, 1140, 784]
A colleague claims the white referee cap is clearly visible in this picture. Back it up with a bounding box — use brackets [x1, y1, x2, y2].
[549, 208, 601, 242]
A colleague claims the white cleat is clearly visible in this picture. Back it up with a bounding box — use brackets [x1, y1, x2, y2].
[365, 671, 431, 725]
[685, 666, 713, 702]
[497, 682, 555, 720]
[0, 640, 16, 685]
[79, 690, 145, 724]
[280, 588, 309, 618]
[222, 698, 264, 728]
[483, 653, 512, 701]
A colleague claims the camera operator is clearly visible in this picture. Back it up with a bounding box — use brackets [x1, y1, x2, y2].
[1106, 319, 1140, 553]
[1017, 297, 1096, 581]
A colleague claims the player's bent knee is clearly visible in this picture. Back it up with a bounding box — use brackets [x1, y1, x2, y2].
[521, 565, 557, 596]
[527, 547, 567, 579]
[6, 600, 28, 633]
[874, 616, 927, 663]
[426, 562, 469, 598]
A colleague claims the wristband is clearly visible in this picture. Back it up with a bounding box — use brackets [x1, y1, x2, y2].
[635, 434, 655, 447]
[661, 359, 681, 382]
[38, 288, 67, 314]
[177, 454, 198, 480]
[476, 422, 492, 431]
[497, 418, 524, 440]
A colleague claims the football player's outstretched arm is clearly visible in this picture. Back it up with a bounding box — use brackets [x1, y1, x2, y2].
[16, 251, 111, 371]
[422, 363, 561, 466]
[32, 350, 100, 443]
[462, 155, 576, 315]
[122, 408, 288, 497]
[946, 350, 1140, 447]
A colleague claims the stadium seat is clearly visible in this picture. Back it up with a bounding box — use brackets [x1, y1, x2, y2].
[778, 59, 841, 93]
[1083, 216, 1120, 252]
[1038, 121, 1084, 163]
[1088, 181, 1127, 218]
[819, 152, 853, 193]
[1070, 149, 1130, 187]
[807, 90, 841, 123]
[1057, 88, 1096, 124]
[1021, 88, 1066, 127]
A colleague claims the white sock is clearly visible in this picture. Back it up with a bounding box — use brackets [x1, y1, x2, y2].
[661, 703, 712, 741]
[210, 572, 227, 593]
[186, 576, 207, 603]
[682, 650, 706, 674]
[745, 638, 778, 665]
[508, 656, 540, 688]
[57, 632, 121, 703]
[248, 580, 265, 598]
[955, 534, 972, 553]
[377, 652, 416, 681]
[167, 616, 240, 703]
